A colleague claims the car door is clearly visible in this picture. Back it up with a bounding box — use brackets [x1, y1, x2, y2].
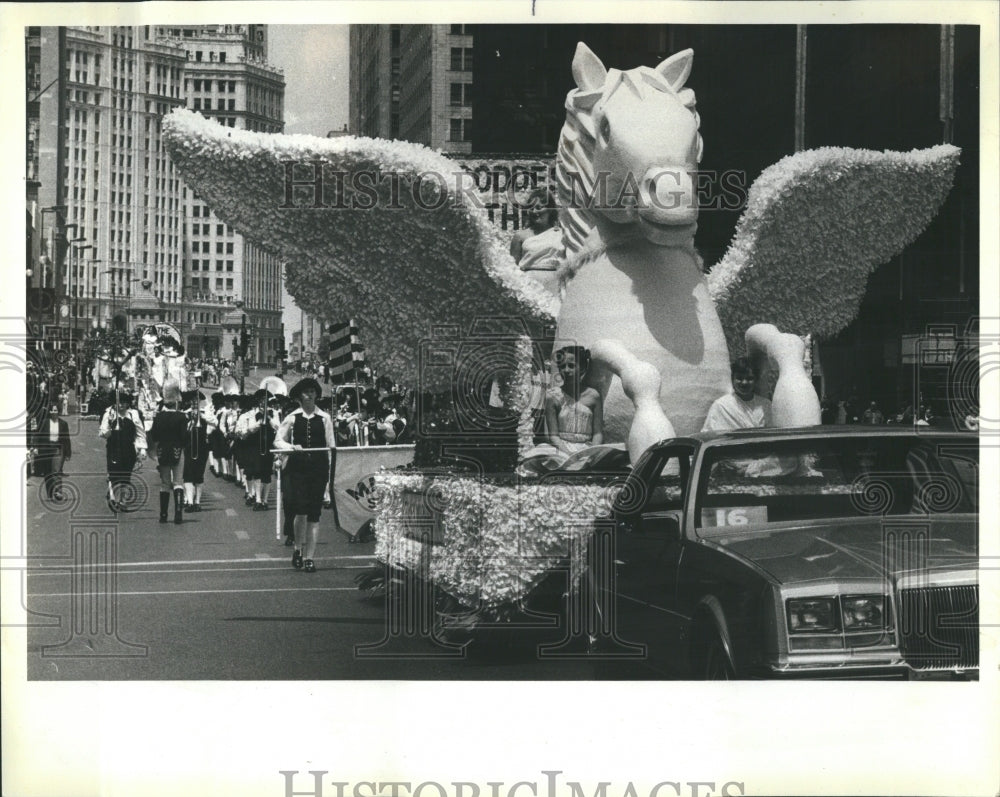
[608, 444, 695, 672]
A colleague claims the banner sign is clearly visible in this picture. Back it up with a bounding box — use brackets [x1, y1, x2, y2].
[451, 155, 556, 244]
[334, 444, 415, 536]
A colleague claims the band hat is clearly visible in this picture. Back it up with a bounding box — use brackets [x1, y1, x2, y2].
[162, 379, 182, 404]
[289, 377, 323, 401]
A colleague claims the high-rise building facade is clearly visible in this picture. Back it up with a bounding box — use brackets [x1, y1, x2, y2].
[157, 24, 286, 362]
[26, 24, 286, 364]
[350, 24, 472, 154]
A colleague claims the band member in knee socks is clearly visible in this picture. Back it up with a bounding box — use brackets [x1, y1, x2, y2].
[274, 378, 335, 572]
[99, 391, 147, 512]
[150, 380, 188, 524]
[181, 390, 212, 511]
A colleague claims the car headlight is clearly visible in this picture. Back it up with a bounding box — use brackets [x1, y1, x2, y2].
[842, 595, 887, 630]
[786, 598, 839, 633]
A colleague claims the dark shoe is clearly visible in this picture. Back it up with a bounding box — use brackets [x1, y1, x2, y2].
[303, 559, 316, 573]
[252, 502, 264, 512]
[292, 550, 303, 570]
[173, 488, 184, 524]
[283, 536, 294, 547]
[159, 491, 170, 523]
[245, 495, 255, 506]
[191, 504, 201, 512]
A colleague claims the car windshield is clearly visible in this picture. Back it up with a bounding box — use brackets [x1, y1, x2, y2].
[696, 434, 978, 531]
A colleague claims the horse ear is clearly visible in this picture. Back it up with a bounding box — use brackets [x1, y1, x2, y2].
[656, 48, 694, 91]
[572, 42, 608, 91]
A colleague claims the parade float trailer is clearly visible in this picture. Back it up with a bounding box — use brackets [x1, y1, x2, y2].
[163, 43, 962, 646]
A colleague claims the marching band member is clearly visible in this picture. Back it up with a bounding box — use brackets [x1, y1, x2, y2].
[99, 391, 147, 513]
[274, 378, 336, 573]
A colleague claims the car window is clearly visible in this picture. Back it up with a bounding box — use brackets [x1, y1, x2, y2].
[695, 436, 978, 529]
[644, 451, 691, 511]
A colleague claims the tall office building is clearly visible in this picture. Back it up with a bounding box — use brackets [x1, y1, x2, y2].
[26, 24, 286, 363]
[157, 24, 286, 361]
[349, 24, 473, 154]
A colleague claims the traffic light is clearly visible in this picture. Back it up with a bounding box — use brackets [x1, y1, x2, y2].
[240, 326, 249, 358]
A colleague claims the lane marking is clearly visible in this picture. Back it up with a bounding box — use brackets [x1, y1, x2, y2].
[29, 587, 362, 597]
[235, 530, 249, 540]
[28, 564, 372, 577]
[212, 491, 224, 499]
[26, 554, 374, 568]
[254, 553, 270, 559]
[225, 508, 237, 517]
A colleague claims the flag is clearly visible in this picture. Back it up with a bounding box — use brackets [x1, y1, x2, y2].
[327, 319, 366, 384]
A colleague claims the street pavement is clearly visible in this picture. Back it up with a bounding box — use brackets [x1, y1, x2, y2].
[22, 403, 661, 679]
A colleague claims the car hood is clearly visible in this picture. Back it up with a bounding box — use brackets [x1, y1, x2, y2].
[704, 516, 977, 586]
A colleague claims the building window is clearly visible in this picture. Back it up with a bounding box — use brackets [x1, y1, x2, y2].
[219, 52, 226, 63]
[450, 24, 465, 35]
[450, 47, 463, 71]
[449, 118, 462, 141]
[195, 51, 202, 62]
[464, 48, 474, 71]
[450, 83, 462, 106]
[463, 118, 473, 141]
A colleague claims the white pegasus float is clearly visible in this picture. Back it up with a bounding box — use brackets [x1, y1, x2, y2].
[163, 43, 959, 463]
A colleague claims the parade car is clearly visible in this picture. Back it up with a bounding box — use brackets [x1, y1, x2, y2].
[605, 426, 979, 679]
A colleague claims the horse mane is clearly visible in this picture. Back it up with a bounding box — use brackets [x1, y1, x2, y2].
[554, 61, 703, 260]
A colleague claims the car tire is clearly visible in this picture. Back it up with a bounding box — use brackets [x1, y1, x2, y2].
[702, 633, 736, 680]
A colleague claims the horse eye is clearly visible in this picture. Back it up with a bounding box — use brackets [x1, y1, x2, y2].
[599, 117, 611, 143]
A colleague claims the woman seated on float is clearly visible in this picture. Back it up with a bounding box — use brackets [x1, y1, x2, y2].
[510, 187, 564, 295]
[523, 345, 604, 465]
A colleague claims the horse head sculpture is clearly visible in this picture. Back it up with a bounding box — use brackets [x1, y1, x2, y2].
[558, 43, 703, 254]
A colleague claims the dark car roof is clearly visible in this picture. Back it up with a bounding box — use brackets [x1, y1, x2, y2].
[644, 424, 976, 452]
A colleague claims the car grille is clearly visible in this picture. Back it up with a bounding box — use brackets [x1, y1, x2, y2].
[897, 585, 978, 670]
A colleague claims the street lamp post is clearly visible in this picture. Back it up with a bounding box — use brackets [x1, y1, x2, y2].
[235, 299, 247, 393]
[70, 241, 94, 350]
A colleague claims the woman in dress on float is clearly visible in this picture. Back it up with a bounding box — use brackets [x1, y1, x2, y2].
[544, 345, 604, 458]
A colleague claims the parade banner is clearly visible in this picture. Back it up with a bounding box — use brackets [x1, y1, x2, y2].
[450, 155, 555, 244]
[334, 444, 415, 537]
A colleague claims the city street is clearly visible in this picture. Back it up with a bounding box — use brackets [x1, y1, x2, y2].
[23, 402, 657, 681]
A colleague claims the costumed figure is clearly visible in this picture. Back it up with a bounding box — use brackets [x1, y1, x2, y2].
[273, 378, 336, 573]
[181, 389, 214, 511]
[233, 394, 257, 504]
[148, 379, 188, 524]
[99, 391, 147, 512]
